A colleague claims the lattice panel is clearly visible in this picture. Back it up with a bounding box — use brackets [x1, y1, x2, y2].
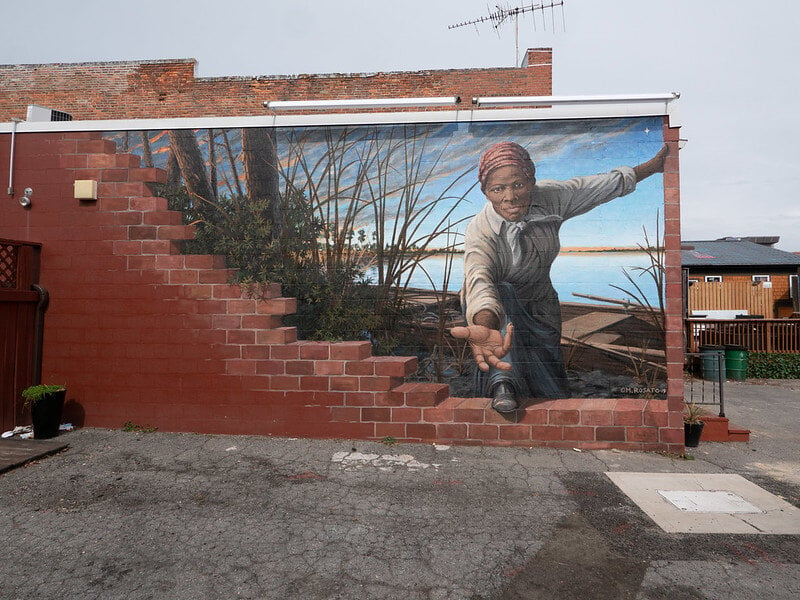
[0, 243, 17, 288]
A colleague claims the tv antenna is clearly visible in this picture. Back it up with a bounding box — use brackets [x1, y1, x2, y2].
[449, 1, 566, 65]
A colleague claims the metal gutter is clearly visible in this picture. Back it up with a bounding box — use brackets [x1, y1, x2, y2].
[30, 284, 49, 386]
[0, 93, 681, 133]
[6, 118, 21, 195]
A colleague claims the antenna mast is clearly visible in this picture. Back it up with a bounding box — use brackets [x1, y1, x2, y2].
[449, 1, 566, 65]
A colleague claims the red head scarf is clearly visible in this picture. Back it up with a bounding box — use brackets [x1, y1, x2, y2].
[478, 141, 536, 192]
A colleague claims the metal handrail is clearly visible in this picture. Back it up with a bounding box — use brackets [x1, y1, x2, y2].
[685, 350, 725, 417]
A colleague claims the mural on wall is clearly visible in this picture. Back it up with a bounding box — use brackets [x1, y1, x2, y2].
[105, 117, 668, 403]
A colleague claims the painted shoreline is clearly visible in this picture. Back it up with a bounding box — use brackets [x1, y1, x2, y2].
[559, 246, 651, 253]
[356, 247, 654, 258]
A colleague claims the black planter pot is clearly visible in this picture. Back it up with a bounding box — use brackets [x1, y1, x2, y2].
[30, 389, 67, 439]
[684, 422, 704, 448]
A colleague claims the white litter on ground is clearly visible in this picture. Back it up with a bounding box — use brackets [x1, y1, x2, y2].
[2, 424, 71, 439]
[332, 451, 440, 472]
[2, 425, 32, 439]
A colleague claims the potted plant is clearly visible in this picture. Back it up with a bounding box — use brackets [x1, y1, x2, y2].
[22, 384, 67, 439]
[683, 401, 705, 448]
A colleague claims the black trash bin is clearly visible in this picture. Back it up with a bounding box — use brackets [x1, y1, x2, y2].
[699, 345, 726, 381]
[725, 344, 748, 381]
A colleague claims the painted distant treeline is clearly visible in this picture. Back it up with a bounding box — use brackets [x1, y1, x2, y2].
[357, 246, 660, 255]
[559, 246, 662, 253]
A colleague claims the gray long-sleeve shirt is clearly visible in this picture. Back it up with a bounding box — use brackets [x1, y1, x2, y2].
[462, 167, 637, 332]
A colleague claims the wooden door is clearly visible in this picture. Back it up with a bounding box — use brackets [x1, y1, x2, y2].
[0, 240, 43, 432]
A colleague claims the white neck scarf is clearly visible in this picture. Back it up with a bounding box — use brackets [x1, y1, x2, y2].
[505, 221, 526, 264]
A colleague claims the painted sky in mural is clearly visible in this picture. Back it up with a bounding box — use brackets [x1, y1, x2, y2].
[108, 115, 664, 250]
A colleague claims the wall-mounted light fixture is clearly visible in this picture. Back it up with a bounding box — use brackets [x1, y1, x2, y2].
[264, 97, 461, 111]
[19, 187, 32, 208]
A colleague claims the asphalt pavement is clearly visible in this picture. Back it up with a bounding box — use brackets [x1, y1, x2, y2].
[0, 379, 798, 600]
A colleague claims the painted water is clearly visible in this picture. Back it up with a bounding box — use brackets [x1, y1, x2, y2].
[368, 251, 661, 306]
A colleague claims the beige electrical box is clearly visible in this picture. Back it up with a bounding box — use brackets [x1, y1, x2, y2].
[74, 179, 98, 200]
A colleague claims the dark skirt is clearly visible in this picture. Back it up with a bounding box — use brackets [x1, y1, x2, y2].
[473, 281, 568, 400]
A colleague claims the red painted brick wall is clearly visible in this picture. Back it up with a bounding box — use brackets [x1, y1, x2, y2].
[0, 125, 684, 452]
[662, 123, 686, 449]
[0, 49, 552, 121]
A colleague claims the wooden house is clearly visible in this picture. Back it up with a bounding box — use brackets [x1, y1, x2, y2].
[682, 236, 800, 318]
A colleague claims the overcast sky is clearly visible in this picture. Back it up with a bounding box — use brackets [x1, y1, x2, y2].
[4, 0, 799, 250]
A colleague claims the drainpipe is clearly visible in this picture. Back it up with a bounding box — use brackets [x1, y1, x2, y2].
[30, 284, 50, 385]
[7, 118, 22, 196]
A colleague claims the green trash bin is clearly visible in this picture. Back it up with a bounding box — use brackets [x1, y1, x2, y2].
[725, 344, 748, 381]
[699, 345, 726, 381]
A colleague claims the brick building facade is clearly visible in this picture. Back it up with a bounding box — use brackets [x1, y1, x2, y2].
[0, 50, 686, 451]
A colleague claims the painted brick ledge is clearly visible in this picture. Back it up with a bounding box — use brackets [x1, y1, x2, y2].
[232, 391, 681, 452]
[363, 396, 679, 450]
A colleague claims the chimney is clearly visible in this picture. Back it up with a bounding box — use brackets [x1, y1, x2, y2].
[521, 48, 553, 69]
[520, 48, 553, 95]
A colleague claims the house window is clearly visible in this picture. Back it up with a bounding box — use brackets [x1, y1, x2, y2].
[791, 275, 798, 298]
[688, 279, 699, 286]
[704, 275, 723, 282]
[751, 275, 771, 283]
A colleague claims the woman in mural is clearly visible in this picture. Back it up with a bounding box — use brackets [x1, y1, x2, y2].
[451, 141, 668, 413]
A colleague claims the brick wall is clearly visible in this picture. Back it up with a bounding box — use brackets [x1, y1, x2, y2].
[662, 124, 687, 449]
[0, 49, 553, 121]
[0, 126, 684, 452]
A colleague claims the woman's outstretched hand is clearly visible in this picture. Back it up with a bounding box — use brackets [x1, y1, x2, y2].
[633, 143, 669, 182]
[450, 323, 514, 372]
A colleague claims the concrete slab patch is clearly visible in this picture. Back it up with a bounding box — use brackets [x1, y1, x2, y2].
[605, 472, 800, 534]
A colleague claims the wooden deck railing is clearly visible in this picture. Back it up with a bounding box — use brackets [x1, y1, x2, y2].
[0, 239, 43, 432]
[685, 318, 800, 353]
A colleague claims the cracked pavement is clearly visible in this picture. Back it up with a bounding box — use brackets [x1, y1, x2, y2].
[1, 380, 798, 599]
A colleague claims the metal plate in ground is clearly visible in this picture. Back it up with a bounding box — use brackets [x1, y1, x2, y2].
[606, 472, 800, 534]
[657, 490, 762, 513]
